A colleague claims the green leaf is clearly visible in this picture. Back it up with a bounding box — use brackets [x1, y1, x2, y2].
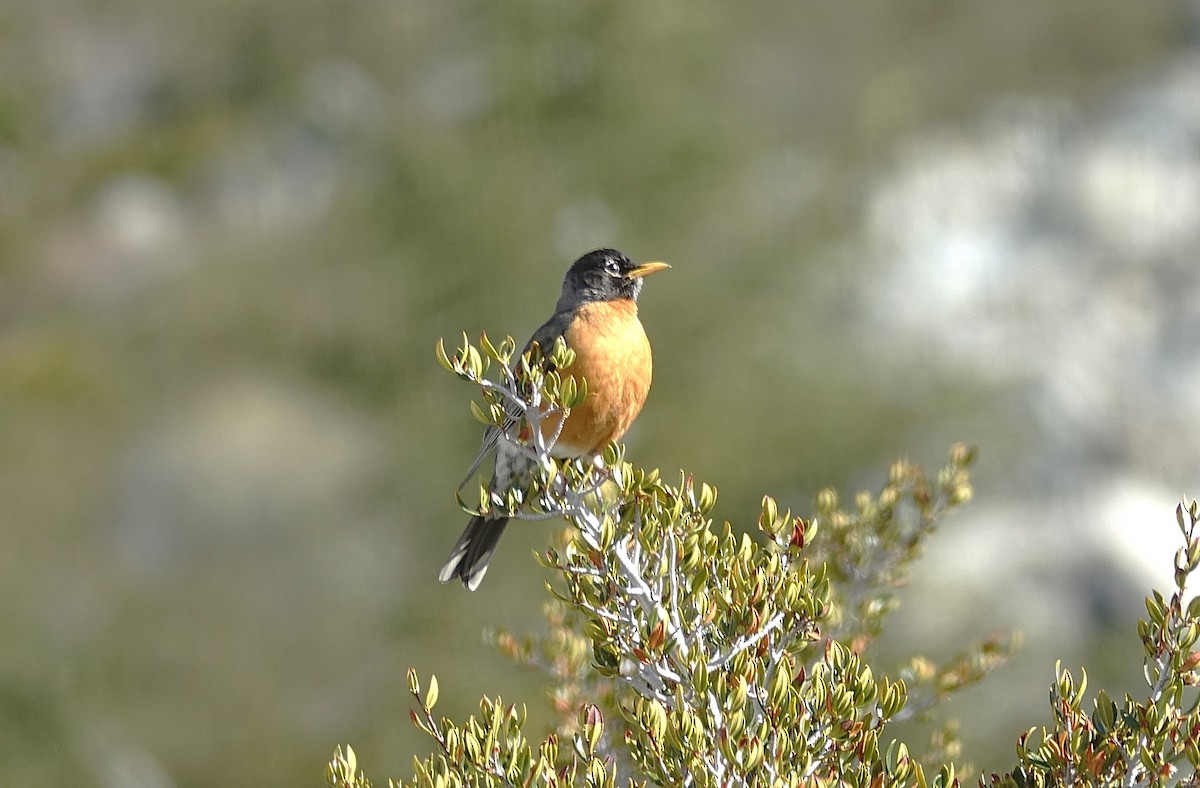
[435, 338, 454, 372]
[468, 400, 490, 425]
[425, 674, 439, 709]
[560, 375, 577, 409]
[407, 668, 420, 696]
[479, 331, 498, 361]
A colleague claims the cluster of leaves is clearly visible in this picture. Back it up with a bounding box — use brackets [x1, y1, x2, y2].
[434, 331, 588, 522]
[328, 335, 1199, 787]
[986, 502, 1200, 787]
[803, 447, 1017, 722]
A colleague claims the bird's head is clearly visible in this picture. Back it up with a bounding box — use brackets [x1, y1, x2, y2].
[558, 248, 670, 309]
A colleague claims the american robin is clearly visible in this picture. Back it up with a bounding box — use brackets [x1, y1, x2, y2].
[439, 248, 670, 590]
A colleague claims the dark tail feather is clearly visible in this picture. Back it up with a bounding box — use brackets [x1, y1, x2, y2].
[438, 515, 510, 591]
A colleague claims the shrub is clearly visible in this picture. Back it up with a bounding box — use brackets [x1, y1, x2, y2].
[327, 335, 1199, 787]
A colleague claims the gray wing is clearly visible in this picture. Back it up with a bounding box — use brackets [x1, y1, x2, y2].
[457, 310, 573, 491]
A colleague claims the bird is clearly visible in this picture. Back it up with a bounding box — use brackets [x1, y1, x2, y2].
[440, 248, 670, 590]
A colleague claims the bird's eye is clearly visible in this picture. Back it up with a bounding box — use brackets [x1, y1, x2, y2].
[605, 259, 622, 276]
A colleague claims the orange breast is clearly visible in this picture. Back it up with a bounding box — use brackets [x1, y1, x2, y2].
[546, 299, 653, 458]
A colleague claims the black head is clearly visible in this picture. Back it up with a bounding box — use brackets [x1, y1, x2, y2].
[556, 248, 670, 311]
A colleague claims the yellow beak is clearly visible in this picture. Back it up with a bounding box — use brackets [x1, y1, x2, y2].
[627, 261, 671, 279]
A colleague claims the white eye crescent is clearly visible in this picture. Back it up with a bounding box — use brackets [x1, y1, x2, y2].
[605, 259, 622, 276]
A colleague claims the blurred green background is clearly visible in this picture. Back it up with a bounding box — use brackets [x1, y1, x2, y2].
[4, 1, 1198, 784]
